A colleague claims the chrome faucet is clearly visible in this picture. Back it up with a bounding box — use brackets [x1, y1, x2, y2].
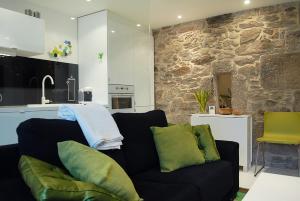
[41, 75, 54, 104]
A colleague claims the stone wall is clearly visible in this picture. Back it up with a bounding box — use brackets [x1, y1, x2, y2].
[153, 2, 300, 168]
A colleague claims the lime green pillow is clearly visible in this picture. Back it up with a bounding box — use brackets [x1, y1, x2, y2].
[151, 124, 205, 172]
[58, 141, 141, 201]
[192, 124, 220, 161]
[19, 155, 122, 201]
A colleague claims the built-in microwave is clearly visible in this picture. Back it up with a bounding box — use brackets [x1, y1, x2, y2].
[108, 84, 135, 113]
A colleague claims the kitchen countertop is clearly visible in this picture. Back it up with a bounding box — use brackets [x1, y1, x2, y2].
[0, 104, 60, 113]
[0, 103, 110, 113]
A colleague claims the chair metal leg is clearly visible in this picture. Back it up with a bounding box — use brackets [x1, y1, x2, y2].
[262, 142, 265, 168]
[298, 145, 300, 177]
[254, 142, 265, 176]
[254, 142, 260, 175]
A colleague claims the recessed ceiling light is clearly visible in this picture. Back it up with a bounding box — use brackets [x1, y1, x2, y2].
[111, 30, 116, 33]
[244, 0, 251, 5]
[86, 0, 92, 2]
[177, 15, 182, 19]
[136, 24, 141, 27]
[70, 17, 76, 20]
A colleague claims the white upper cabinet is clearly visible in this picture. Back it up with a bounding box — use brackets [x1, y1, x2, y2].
[0, 7, 45, 56]
[78, 10, 154, 108]
[78, 11, 108, 105]
[133, 29, 153, 107]
[107, 11, 154, 109]
[107, 12, 134, 85]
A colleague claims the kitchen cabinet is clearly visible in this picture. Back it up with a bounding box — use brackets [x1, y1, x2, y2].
[24, 109, 57, 119]
[78, 11, 108, 105]
[191, 114, 252, 171]
[0, 107, 58, 146]
[78, 10, 154, 111]
[107, 12, 154, 111]
[135, 106, 155, 113]
[0, 7, 45, 57]
[0, 112, 24, 146]
[107, 12, 134, 85]
[133, 29, 154, 111]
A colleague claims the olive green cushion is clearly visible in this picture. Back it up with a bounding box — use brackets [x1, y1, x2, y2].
[58, 141, 141, 201]
[192, 124, 220, 162]
[19, 155, 122, 201]
[151, 124, 205, 172]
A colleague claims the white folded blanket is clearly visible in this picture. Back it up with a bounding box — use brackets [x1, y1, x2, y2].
[58, 103, 123, 150]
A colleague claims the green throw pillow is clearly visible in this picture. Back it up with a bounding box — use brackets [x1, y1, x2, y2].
[58, 141, 141, 201]
[192, 124, 220, 161]
[19, 155, 122, 201]
[151, 124, 205, 172]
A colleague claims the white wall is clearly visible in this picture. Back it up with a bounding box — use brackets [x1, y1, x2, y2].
[0, 0, 78, 64]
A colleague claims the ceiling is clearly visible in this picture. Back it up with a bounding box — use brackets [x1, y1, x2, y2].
[26, 0, 296, 29]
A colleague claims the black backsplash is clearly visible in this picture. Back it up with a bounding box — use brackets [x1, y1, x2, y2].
[0, 56, 78, 106]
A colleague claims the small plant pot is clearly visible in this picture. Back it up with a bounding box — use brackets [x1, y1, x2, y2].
[218, 108, 232, 115]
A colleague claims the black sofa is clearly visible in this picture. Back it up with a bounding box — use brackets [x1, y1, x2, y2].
[0, 110, 239, 201]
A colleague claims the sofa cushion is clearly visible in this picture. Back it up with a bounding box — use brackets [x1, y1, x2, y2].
[19, 155, 122, 201]
[102, 149, 128, 171]
[58, 141, 141, 201]
[17, 118, 88, 168]
[133, 160, 234, 201]
[133, 180, 201, 201]
[17, 118, 127, 170]
[192, 124, 221, 162]
[112, 110, 168, 175]
[151, 124, 205, 172]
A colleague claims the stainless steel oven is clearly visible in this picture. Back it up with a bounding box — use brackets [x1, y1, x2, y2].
[108, 84, 135, 113]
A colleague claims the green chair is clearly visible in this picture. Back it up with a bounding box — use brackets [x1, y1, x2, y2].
[254, 112, 300, 176]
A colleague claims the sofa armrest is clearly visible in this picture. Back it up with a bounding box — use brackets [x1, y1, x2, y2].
[0, 144, 21, 179]
[215, 140, 239, 197]
[216, 140, 239, 163]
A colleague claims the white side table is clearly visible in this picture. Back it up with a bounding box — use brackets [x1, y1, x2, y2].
[191, 114, 252, 171]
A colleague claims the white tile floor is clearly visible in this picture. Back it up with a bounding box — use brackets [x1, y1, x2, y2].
[239, 166, 299, 189]
[239, 169, 256, 189]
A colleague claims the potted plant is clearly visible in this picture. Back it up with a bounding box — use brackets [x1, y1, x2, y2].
[194, 89, 211, 113]
[218, 88, 232, 115]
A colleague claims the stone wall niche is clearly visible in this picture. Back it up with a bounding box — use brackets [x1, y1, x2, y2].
[216, 72, 232, 109]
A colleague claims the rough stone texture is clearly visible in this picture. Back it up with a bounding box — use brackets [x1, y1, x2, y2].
[240, 28, 262, 44]
[261, 53, 300, 89]
[239, 21, 264, 29]
[153, 2, 300, 169]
